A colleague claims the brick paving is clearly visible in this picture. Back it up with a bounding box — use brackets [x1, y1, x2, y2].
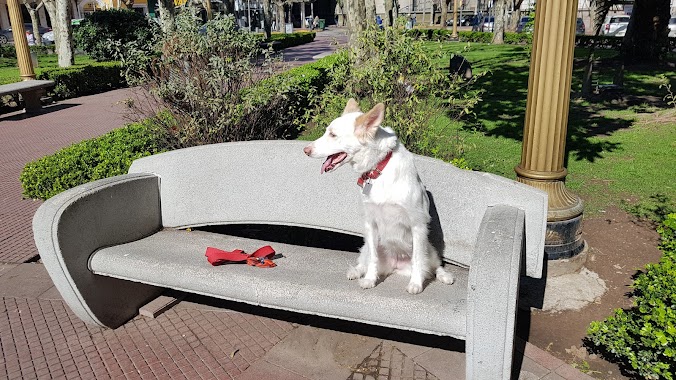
[0, 296, 294, 379]
[0, 88, 135, 263]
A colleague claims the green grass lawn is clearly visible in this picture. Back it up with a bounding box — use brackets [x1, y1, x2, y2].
[0, 54, 97, 85]
[422, 42, 676, 218]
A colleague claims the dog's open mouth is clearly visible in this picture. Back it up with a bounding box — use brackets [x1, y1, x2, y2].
[321, 152, 348, 173]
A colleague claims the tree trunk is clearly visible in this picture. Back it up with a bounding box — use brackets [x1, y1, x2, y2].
[43, 0, 57, 48]
[262, 0, 272, 38]
[157, 0, 176, 33]
[507, 0, 524, 32]
[276, 2, 285, 31]
[55, 0, 73, 67]
[491, 0, 506, 44]
[23, 2, 42, 46]
[384, 0, 393, 26]
[440, 0, 448, 28]
[508, 8, 520, 32]
[364, 0, 375, 25]
[429, 0, 435, 25]
[347, 0, 366, 45]
[621, 0, 670, 63]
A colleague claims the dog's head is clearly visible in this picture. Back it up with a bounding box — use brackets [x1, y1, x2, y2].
[303, 99, 385, 173]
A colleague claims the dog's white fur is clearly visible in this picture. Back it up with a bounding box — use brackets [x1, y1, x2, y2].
[303, 99, 454, 294]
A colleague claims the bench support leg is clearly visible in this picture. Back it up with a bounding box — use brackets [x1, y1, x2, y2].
[22, 89, 44, 113]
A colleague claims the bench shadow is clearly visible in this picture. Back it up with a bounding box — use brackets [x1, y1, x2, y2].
[0, 102, 80, 121]
[179, 292, 466, 353]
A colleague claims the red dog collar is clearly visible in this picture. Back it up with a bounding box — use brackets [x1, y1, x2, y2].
[357, 151, 393, 188]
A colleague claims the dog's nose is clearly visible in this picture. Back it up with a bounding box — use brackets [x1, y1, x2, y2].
[303, 145, 312, 156]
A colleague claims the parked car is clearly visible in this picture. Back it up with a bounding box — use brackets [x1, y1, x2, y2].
[576, 17, 585, 35]
[24, 23, 51, 35]
[669, 17, 676, 37]
[0, 29, 12, 45]
[480, 16, 494, 32]
[0, 24, 52, 45]
[601, 15, 630, 37]
[516, 16, 532, 33]
[460, 15, 474, 26]
[42, 31, 55, 45]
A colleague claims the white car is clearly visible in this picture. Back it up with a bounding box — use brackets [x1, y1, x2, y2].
[669, 17, 676, 37]
[601, 15, 630, 37]
[41, 30, 54, 45]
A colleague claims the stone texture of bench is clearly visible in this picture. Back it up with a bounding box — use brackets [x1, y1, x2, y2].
[0, 79, 54, 113]
[33, 140, 547, 379]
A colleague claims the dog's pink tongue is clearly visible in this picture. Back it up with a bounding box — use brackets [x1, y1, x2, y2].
[321, 155, 334, 174]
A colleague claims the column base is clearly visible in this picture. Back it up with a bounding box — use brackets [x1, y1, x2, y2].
[545, 213, 585, 260]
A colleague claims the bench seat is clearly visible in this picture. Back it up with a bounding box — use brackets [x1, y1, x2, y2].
[0, 80, 54, 113]
[90, 229, 469, 338]
[34, 141, 547, 379]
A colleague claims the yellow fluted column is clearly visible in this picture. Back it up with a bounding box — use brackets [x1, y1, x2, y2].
[7, 0, 36, 80]
[516, 0, 585, 260]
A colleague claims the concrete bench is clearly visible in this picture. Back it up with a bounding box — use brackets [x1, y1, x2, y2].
[0, 80, 54, 113]
[33, 140, 547, 379]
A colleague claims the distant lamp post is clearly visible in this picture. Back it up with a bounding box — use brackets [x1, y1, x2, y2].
[451, 0, 459, 39]
[7, 0, 36, 80]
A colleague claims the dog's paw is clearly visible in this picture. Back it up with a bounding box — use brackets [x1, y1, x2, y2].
[406, 282, 424, 294]
[346, 266, 364, 280]
[359, 278, 377, 289]
[436, 268, 455, 285]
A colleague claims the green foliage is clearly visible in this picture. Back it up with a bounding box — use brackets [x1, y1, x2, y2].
[406, 29, 532, 45]
[73, 9, 158, 61]
[621, 193, 676, 225]
[36, 62, 125, 100]
[265, 32, 316, 50]
[586, 213, 676, 379]
[125, 12, 328, 149]
[658, 74, 676, 108]
[20, 119, 164, 200]
[307, 26, 482, 163]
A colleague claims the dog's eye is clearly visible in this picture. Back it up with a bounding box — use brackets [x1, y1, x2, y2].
[329, 132, 337, 138]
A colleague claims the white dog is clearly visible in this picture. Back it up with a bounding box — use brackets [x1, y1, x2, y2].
[303, 99, 454, 294]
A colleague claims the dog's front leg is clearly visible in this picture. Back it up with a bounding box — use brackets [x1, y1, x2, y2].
[407, 224, 428, 294]
[358, 222, 379, 289]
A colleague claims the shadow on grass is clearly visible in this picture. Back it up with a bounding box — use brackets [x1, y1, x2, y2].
[467, 61, 634, 164]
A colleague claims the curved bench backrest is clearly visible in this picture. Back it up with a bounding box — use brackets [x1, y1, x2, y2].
[129, 140, 546, 278]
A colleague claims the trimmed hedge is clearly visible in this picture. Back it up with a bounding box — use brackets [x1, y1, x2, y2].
[20, 118, 163, 200]
[0, 45, 54, 59]
[587, 213, 676, 380]
[20, 54, 340, 200]
[36, 62, 125, 100]
[265, 32, 316, 50]
[406, 29, 533, 45]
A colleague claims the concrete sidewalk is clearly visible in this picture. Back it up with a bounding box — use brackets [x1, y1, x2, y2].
[0, 28, 594, 380]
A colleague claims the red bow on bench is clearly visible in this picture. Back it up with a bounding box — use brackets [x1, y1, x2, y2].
[205, 246, 277, 268]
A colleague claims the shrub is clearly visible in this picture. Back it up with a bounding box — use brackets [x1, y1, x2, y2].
[20, 118, 163, 200]
[586, 213, 676, 380]
[125, 12, 314, 149]
[307, 26, 482, 162]
[36, 62, 125, 100]
[265, 32, 316, 50]
[406, 29, 531, 44]
[73, 9, 158, 61]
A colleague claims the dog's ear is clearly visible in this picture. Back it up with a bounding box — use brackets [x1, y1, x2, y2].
[355, 103, 385, 141]
[342, 98, 361, 115]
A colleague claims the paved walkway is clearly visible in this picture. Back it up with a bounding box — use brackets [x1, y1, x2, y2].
[0, 28, 594, 380]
